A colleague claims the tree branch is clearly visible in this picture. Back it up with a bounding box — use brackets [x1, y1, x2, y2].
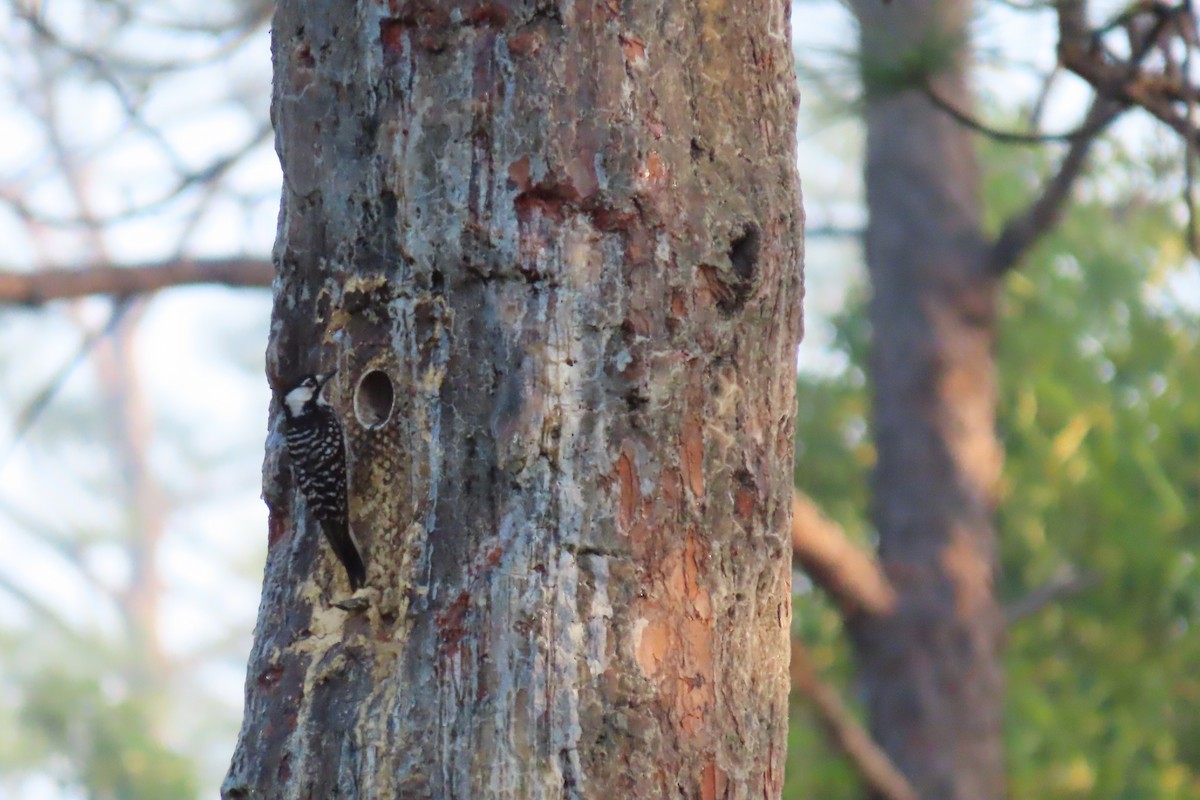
[1060, 51, 1194, 142]
[989, 96, 1126, 273]
[0, 571, 86, 643]
[2, 299, 132, 467]
[1057, 0, 1199, 146]
[921, 82, 1108, 145]
[1005, 568, 1099, 625]
[0, 258, 274, 305]
[807, 223, 866, 240]
[790, 639, 917, 800]
[791, 490, 897, 618]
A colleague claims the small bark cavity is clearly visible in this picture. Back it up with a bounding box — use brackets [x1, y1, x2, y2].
[729, 223, 760, 283]
[697, 222, 761, 315]
[354, 369, 395, 429]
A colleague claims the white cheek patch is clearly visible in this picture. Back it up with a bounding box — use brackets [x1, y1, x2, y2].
[285, 387, 314, 416]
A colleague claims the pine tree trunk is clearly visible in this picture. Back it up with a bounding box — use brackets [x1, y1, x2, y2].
[223, 2, 804, 798]
[849, 0, 1006, 797]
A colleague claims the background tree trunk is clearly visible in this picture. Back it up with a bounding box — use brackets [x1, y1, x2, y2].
[223, 2, 803, 798]
[848, 0, 1006, 797]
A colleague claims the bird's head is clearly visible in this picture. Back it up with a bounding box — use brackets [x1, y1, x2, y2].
[283, 371, 336, 419]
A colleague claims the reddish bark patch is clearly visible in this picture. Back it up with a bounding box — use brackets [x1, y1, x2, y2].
[507, 156, 531, 191]
[628, 519, 652, 556]
[635, 616, 671, 676]
[382, 5, 453, 52]
[616, 448, 639, 532]
[623, 310, 653, 338]
[735, 483, 756, 519]
[379, 18, 408, 61]
[295, 42, 315, 69]
[506, 29, 543, 57]
[623, 226, 653, 265]
[667, 292, 688, 333]
[696, 263, 739, 313]
[633, 537, 715, 743]
[257, 664, 285, 690]
[674, 531, 713, 619]
[385, 2, 450, 27]
[941, 527, 993, 619]
[660, 465, 682, 515]
[766, 740, 780, 797]
[471, 34, 499, 108]
[639, 151, 668, 190]
[260, 699, 300, 757]
[620, 33, 647, 64]
[681, 423, 705, 499]
[465, 2, 510, 27]
[677, 617, 715, 735]
[515, 181, 575, 276]
[701, 762, 717, 800]
[277, 753, 292, 783]
[267, 510, 290, 547]
[633, 529, 717, 740]
[565, 153, 600, 200]
[585, 205, 637, 232]
[514, 181, 579, 221]
[437, 591, 472, 656]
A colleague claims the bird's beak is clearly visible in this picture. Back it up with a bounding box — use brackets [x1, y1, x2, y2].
[316, 369, 338, 388]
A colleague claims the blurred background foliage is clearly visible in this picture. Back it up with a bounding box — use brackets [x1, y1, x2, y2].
[787, 137, 1200, 798]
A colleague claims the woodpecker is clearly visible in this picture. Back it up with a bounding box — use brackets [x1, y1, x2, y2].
[281, 371, 367, 590]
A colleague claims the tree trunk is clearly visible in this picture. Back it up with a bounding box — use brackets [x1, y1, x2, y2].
[223, 2, 803, 798]
[848, 0, 1006, 797]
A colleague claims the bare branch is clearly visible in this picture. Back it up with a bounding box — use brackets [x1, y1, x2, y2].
[1058, 0, 1200, 146]
[1005, 568, 1099, 625]
[0, 571, 86, 643]
[1181, 4, 1200, 255]
[14, 2, 269, 76]
[791, 490, 897, 617]
[791, 639, 917, 800]
[0, 258, 274, 305]
[807, 223, 865, 240]
[2, 299, 132, 469]
[1027, 64, 1063, 131]
[1060, 54, 1193, 141]
[989, 96, 1126, 273]
[921, 82, 1111, 145]
[0, 124, 272, 228]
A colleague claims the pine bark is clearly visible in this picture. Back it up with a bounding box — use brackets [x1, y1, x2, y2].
[223, 2, 803, 798]
[848, 0, 1006, 797]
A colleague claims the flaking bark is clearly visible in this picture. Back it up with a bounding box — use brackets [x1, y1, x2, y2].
[224, 1, 803, 798]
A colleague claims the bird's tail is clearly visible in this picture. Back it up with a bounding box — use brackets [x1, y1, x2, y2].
[325, 523, 367, 591]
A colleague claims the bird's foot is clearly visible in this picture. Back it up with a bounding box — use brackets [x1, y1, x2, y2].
[333, 589, 370, 612]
